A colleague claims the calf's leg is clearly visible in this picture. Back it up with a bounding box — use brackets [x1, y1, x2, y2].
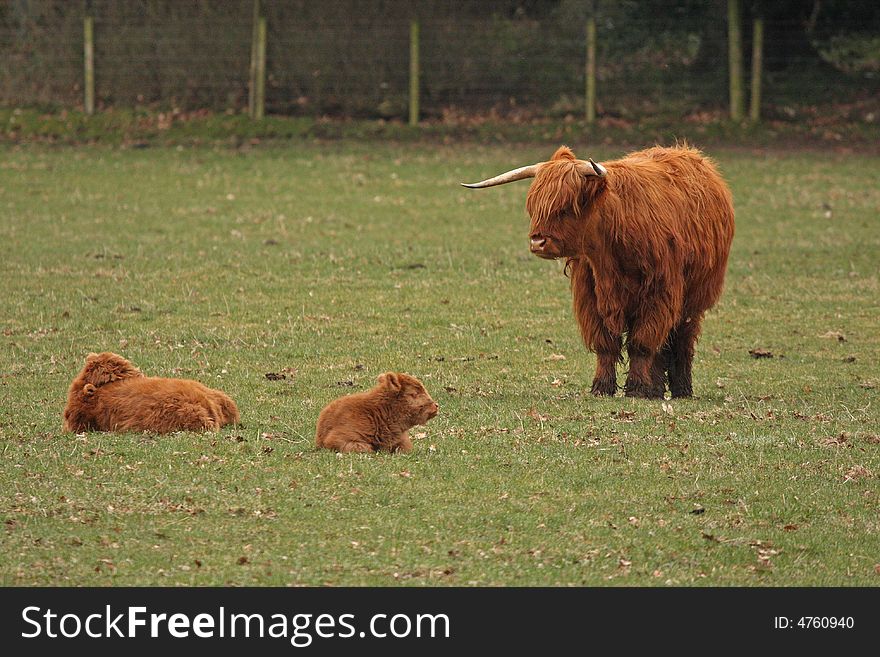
[320, 430, 374, 453]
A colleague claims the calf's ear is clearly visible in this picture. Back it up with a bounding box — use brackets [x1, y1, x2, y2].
[83, 383, 97, 397]
[378, 372, 401, 391]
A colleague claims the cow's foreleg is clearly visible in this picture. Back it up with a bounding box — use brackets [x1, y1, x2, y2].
[571, 260, 623, 396]
[592, 335, 623, 396]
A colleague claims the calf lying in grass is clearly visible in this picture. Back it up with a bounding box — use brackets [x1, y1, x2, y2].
[316, 372, 438, 453]
[63, 352, 239, 433]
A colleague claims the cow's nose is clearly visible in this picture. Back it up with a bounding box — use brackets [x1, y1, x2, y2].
[530, 237, 547, 251]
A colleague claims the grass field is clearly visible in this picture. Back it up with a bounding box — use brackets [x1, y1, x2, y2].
[1, 139, 878, 586]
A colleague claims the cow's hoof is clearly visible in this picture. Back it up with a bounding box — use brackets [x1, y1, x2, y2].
[624, 380, 664, 399]
[591, 378, 617, 397]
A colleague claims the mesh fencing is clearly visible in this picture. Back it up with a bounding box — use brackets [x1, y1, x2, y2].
[1, 1, 877, 120]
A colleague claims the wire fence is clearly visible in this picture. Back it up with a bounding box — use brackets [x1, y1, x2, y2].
[1, 1, 877, 122]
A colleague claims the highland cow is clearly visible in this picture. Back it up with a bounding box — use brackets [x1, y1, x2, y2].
[316, 372, 439, 453]
[63, 352, 240, 433]
[463, 144, 734, 398]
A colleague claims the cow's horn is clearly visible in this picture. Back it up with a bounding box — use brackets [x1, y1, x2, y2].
[583, 158, 607, 177]
[460, 163, 542, 189]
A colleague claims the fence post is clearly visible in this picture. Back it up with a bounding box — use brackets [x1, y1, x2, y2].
[727, 0, 744, 121]
[255, 16, 267, 118]
[83, 7, 95, 115]
[585, 9, 596, 124]
[750, 15, 764, 123]
[249, 0, 266, 119]
[409, 19, 420, 126]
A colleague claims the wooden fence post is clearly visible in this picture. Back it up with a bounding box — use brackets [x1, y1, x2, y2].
[83, 10, 95, 115]
[409, 19, 420, 126]
[727, 0, 744, 121]
[585, 11, 596, 124]
[249, 0, 266, 119]
[255, 16, 267, 119]
[750, 15, 764, 123]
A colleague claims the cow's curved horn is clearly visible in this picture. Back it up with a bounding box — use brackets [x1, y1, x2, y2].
[588, 158, 607, 176]
[460, 163, 543, 189]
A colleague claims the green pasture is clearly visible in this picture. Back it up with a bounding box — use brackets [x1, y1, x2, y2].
[1, 140, 877, 585]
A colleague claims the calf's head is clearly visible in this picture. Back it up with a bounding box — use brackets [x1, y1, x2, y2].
[462, 146, 607, 259]
[377, 372, 439, 425]
[76, 352, 144, 388]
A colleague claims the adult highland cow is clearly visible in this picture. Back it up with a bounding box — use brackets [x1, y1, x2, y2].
[463, 144, 734, 399]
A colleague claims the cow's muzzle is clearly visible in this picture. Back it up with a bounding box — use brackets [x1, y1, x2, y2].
[530, 236, 557, 259]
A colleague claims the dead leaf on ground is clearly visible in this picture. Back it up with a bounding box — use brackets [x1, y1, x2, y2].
[818, 330, 847, 342]
[545, 353, 566, 361]
[756, 546, 781, 567]
[527, 408, 550, 422]
[265, 372, 285, 380]
[749, 348, 773, 359]
[819, 433, 850, 448]
[843, 465, 873, 483]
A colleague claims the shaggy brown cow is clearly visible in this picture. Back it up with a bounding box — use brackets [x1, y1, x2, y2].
[316, 372, 439, 453]
[62, 352, 240, 433]
[463, 144, 734, 398]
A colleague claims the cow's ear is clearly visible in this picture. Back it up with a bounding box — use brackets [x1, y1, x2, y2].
[579, 174, 607, 211]
[83, 383, 97, 397]
[378, 372, 401, 391]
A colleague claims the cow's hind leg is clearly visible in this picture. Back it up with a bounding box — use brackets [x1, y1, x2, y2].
[625, 279, 681, 399]
[650, 338, 672, 398]
[667, 316, 702, 398]
[624, 342, 664, 399]
[625, 319, 675, 400]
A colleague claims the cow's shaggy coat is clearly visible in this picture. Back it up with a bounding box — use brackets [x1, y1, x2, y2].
[467, 144, 734, 398]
